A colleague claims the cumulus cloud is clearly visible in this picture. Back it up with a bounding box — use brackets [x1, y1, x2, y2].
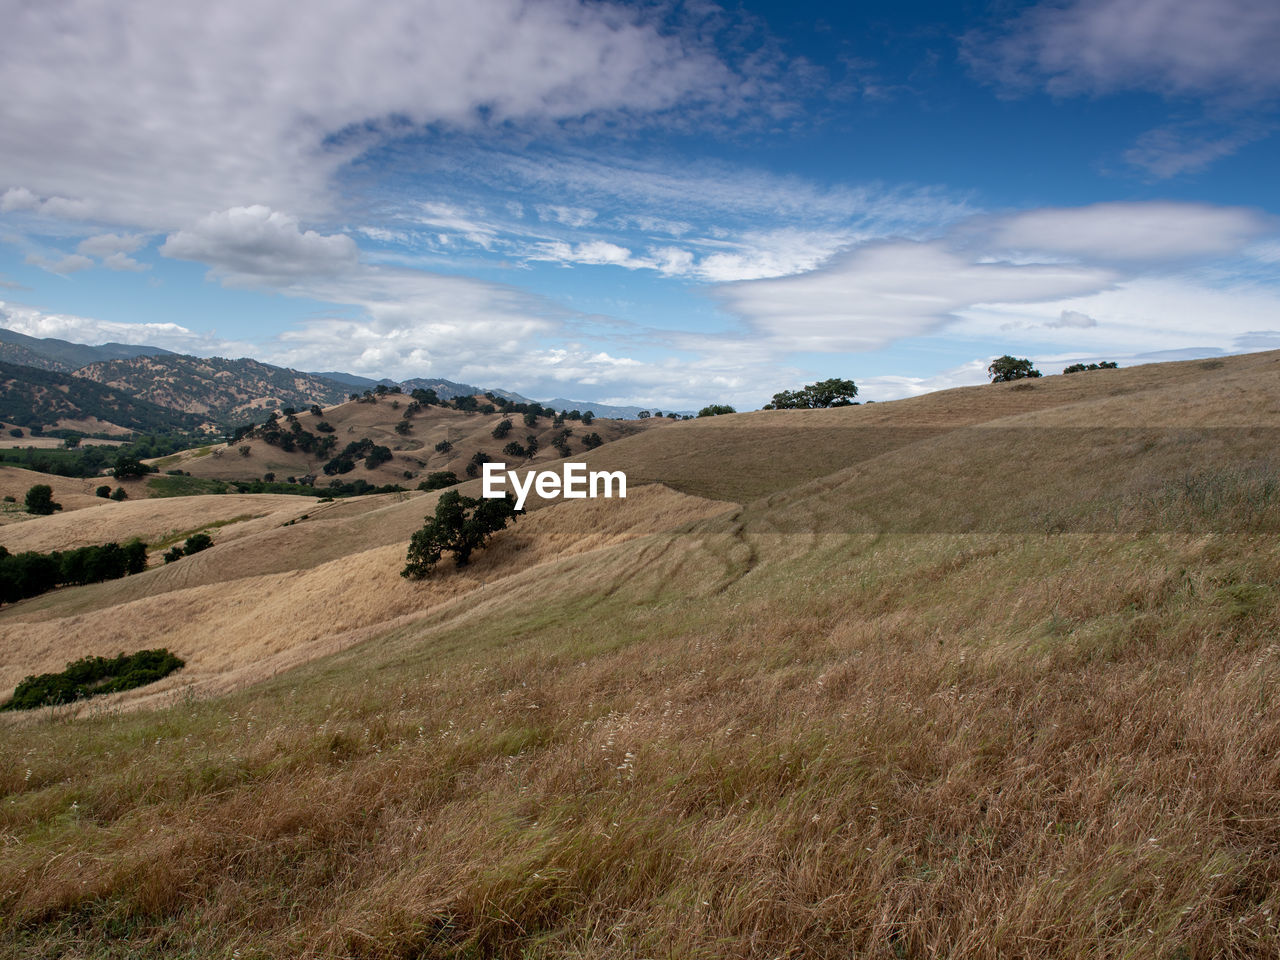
[0, 300, 250, 354]
[160, 206, 359, 286]
[967, 0, 1280, 101]
[0, 0, 748, 229]
[77, 233, 145, 257]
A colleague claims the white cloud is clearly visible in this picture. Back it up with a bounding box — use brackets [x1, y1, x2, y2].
[0, 0, 745, 230]
[535, 205, 598, 228]
[101, 252, 149, 272]
[713, 239, 1118, 351]
[968, 0, 1280, 101]
[24, 253, 94, 275]
[0, 300, 250, 354]
[1049, 309, 1098, 328]
[77, 233, 145, 257]
[160, 206, 359, 285]
[1122, 120, 1271, 178]
[987, 202, 1272, 262]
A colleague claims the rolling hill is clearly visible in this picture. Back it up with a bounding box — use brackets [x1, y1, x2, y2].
[3, 351, 1280, 958]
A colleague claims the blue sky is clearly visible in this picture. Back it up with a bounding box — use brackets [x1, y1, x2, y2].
[1, 0, 1278, 409]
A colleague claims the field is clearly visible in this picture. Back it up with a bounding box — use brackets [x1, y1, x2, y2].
[3, 353, 1280, 958]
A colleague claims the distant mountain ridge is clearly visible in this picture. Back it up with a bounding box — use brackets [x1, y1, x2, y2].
[0, 326, 691, 424]
[0, 327, 173, 372]
[75, 355, 353, 424]
[0, 359, 201, 434]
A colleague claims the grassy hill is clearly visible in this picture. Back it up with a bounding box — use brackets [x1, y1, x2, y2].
[73, 354, 354, 424]
[3, 351, 1280, 957]
[153, 393, 660, 488]
[0, 359, 204, 435]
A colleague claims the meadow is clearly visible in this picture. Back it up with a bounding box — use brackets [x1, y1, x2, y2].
[2, 352, 1280, 958]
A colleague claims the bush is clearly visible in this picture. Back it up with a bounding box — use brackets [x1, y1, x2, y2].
[402, 490, 519, 577]
[111, 487, 128, 501]
[96, 485, 112, 498]
[183, 532, 213, 554]
[697, 404, 736, 417]
[492, 418, 513, 439]
[434, 440, 453, 454]
[24, 484, 62, 515]
[1, 649, 185, 711]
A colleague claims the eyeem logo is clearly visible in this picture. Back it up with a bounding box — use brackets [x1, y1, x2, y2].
[482, 461, 627, 510]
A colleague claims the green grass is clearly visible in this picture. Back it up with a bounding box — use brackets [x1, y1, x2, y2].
[145, 475, 231, 497]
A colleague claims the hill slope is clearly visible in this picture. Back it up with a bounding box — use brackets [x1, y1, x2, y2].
[4, 351, 1280, 958]
[0, 359, 203, 434]
[0, 325, 172, 372]
[75, 354, 352, 423]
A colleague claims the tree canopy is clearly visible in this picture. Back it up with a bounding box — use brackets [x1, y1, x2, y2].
[402, 490, 518, 577]
[987, 356, 1042, 383]
[764, 378, 858, 409]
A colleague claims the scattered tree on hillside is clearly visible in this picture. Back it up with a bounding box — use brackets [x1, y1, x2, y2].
[465, 451, 491, 478]
[988, 356, 1042, 382]
[1063, 361, 1119, 374]
[581, 432, 604, 449]
[698, 404, 736, 417]
[523, 411, 538, 427]
[394, 420, 412, 435]
[764, 378, 858, 409]
[112, 456, 149, 479]
[401, 490, 519, 577]
[24, 484, 61, 516]
[418, 471, 459, 491]
[310, 404, 324, 416]
[95, 485, 111, 498]
[111, 487, 128, 501]
[492, 418, 513, 439]
[434, 439, 453, 454]
[502, 441, 528, 459]
[581, 411, 594, 425]
[638, 410, 651, 419]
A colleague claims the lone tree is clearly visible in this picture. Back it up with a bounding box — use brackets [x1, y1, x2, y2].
[24, 484, 61, 516]
[697, 404, 736, 417]
[987, 355, 1042, 383]
[765, 377, 858, 409]
[402, 490, 519, 577]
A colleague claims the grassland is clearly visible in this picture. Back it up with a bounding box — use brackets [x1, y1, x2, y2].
[3, 352, 1280, 958]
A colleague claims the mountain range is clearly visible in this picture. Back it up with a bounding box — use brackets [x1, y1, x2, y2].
[0, 327, 687, 431]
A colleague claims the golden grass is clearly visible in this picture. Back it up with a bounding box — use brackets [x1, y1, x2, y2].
[4, 351, 1280, 958]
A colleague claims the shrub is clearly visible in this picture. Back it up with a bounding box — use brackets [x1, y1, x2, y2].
[183, 533, 213, 554]
[111, 487, 128, 501]
[402, 490, 519, 577]
[434, 440, 453, 454]
[113, 456, 149, 479]
[96, 485, 112, 498]
[1, 649, 185, 711]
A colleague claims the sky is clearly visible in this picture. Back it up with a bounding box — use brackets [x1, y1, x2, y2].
[1, 0, 1278, 410]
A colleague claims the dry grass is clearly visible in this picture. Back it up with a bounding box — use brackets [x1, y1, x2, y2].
[3, 351, 1280, 958]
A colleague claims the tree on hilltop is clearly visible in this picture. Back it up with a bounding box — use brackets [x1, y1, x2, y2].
[988, 356, 1042, 382]
[764, 377, 858, 409]
[698, 404, 736, 417]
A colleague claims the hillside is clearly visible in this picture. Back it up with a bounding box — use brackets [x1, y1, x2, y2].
[75, 354, 353, 424]
[0, 359, 203, 435]
[0, 326, 173, 373]
[154, 393, 660, 488]
[4, 351, 1280, 957]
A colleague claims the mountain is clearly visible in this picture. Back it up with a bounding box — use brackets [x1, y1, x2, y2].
[397, 376, 490, 401]
[74, 354, 354, 424]
[0, 326, 173, 373]
[0, 359, 201, 434]
[308, 371, 399, 390]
